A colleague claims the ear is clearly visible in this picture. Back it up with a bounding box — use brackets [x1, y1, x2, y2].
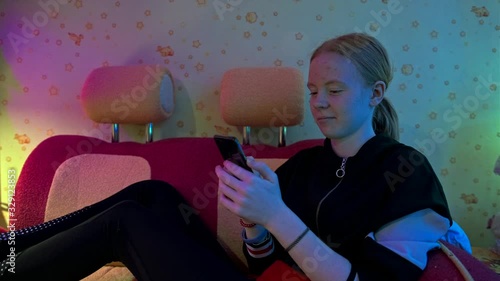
[369, 81, 386, 107]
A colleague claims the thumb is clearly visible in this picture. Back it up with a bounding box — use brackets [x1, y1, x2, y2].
[247, 157, 277, 183]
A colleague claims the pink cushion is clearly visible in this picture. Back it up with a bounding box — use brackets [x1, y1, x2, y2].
[45, 154, 151, 221]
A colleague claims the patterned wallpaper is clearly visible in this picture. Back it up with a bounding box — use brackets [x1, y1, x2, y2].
[0, 0, 498, 248]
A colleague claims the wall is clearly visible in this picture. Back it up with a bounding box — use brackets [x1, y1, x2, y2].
[0, 0, 498, 247]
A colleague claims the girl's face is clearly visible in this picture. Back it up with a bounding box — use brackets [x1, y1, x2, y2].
[308, 52, 375, 141]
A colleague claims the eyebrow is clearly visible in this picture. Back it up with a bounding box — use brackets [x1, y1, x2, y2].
[307, 80, 346, 88]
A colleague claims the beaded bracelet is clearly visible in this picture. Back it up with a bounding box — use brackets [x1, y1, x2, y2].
[285, 227, 310, 252]
[239, 218, 257, 228]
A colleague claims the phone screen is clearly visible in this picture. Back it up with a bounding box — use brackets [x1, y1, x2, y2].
[214, 135, 252, 172]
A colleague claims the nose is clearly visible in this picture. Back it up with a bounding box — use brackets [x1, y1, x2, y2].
[310, 91, 329, 109]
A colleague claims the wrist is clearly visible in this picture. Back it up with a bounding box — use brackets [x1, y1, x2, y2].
[240, 218, 257, 228]
[263, 203, 293, 232]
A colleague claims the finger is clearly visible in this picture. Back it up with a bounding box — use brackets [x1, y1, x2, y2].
[222, 160, 254, 182]
[218, 191, 239, 215]
[246, 158, 278, 183]
[215, 165, 240, 188]
[246, 156, 261, 177]
[218, 179, 240, 202]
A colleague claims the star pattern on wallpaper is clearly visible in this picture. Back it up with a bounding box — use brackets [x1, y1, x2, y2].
[295, 33, 303, 40]
[196, 101, 205, 111]
[14, 134, 30, 144]
[137, 22, 144, 30]
[430, 30, 438, 38]
[471, 6, 489, 17]
[450, 157, 456, 164]
[156, 45, 174, 57]
[65, 63, 74, 72]
[74, 0, 83, 9]
[461, 193, 479, 204]
[428, 112, 437, 120]
[101, 13, 108, 19]
[195, 63, 204, 72]
[440, 169, 449, 176]
[85, 22, 93, 30]
[192, 40, 201, 48]
[448, 131, 457, 139]
[411, 20, 419, 28]
[402, 44, 410, 52]
[316, 15, 322, 21]
[401, 64, 413, 75]
[214, 125, 231, 135]
[68, 32, 84, 46]
[246, 12, 257, 24]
[243, 31, 251, 39]
[49, 86, 59, 96]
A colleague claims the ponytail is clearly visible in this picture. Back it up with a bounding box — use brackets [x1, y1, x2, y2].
[373, 98, 399, 141]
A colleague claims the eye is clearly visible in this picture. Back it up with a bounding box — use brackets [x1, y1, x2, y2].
[329, 90, 342, 95]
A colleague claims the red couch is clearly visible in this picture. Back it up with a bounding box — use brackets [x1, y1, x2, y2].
[8, 135, 500, 280]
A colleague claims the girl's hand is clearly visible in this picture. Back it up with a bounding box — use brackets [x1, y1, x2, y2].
[215, 157, 286, 228]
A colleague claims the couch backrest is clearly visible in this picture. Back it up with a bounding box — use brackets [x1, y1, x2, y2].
[15, 135, 323, 235]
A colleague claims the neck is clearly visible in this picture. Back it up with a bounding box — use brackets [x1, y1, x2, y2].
[330, 129, 375, 158]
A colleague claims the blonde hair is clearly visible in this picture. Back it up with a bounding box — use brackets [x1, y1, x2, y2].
[310, 33, 399, 140]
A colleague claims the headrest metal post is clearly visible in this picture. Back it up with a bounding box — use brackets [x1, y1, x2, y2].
[243, 126, 251, 145]
[112, 124, 119, 143]
[278, 126, 287, 147]
[146, 123, 153, 143]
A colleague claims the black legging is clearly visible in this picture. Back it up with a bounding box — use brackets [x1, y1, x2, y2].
[0, 180, 251, 281]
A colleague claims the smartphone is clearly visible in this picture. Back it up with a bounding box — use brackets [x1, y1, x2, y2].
[214, 135, 252, 172]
